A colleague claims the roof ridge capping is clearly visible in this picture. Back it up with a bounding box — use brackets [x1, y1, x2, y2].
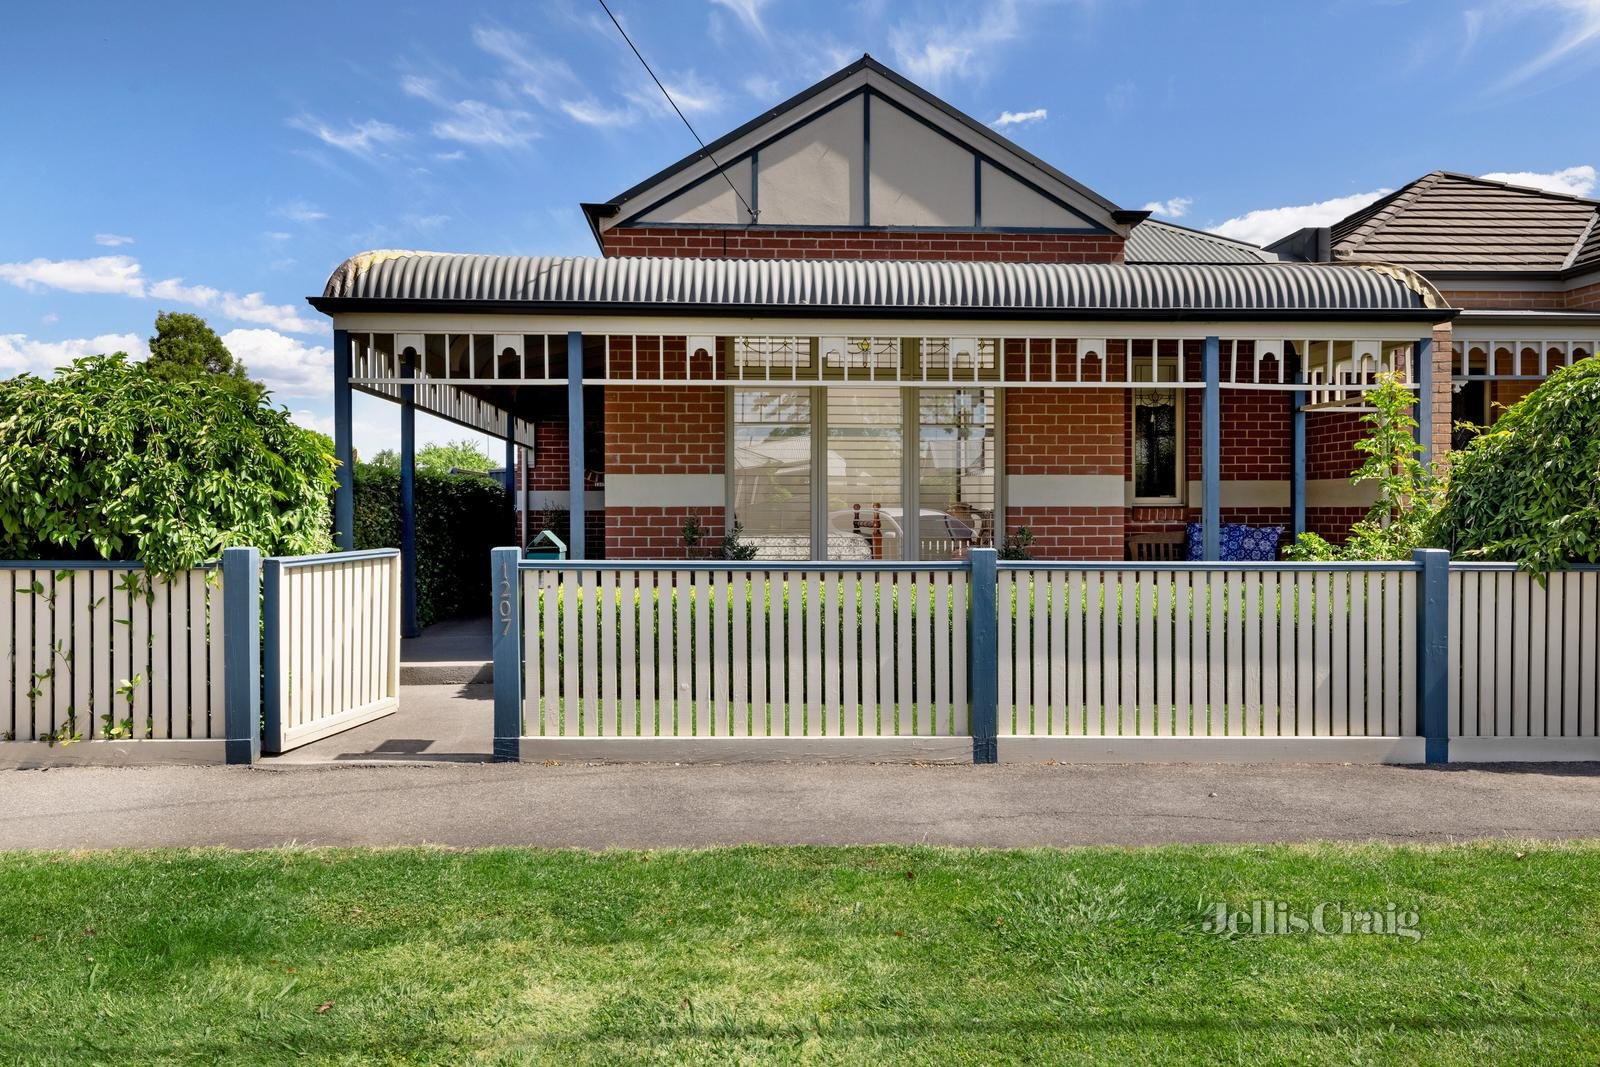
[1352, 261, 1447, 310]
[322, 249, 447, 300]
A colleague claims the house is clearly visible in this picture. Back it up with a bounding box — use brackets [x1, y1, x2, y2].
[1270, 170, 1600, 448]
[309, 56, 1592, 603]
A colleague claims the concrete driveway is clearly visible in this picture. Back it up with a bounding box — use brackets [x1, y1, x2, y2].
[5, 759, 1600, 849]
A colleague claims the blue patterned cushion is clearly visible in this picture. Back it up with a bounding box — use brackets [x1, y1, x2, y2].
[1186, 523, 1285, 561]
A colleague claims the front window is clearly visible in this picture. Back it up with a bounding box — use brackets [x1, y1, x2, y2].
[1132, 358, 1183, 504]
[731, 386, 997, 560]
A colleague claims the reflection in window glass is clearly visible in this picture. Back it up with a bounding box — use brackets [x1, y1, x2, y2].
[825, 389, 904, 560]
[731, 390, 812, 560]
[918, 389, 996, 560]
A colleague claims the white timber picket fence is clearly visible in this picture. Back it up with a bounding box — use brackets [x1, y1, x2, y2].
[997, 561, 1422, 762]
[492, 547, 1600, 764]
[1, 546, 402, 767]
[1449, 564, 1600, 761]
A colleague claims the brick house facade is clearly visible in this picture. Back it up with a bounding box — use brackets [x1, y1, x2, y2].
[319, 59, 1593, 574]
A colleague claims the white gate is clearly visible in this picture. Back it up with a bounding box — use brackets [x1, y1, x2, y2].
[262, 549, 401, 753]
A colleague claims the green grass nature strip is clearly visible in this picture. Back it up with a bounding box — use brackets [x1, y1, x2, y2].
[2, 843, 1599, 1064]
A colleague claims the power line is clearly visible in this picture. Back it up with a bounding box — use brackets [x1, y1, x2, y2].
[595, 0, 757, 223]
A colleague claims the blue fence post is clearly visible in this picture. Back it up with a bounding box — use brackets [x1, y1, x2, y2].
[222, 546, 261, 765]
[968, 547, 999, 764]
[492, 546, 522, 762]
[260, 557, 283, 756]
[1414, 548, 1450, 764]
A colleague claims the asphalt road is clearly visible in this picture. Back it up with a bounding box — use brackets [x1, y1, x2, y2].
[5, 759, 1600, 849]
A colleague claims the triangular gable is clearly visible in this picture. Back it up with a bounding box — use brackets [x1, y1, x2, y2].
[584, 56, 1141, 241]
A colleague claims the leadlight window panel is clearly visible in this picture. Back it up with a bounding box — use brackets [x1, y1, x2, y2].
[919, 337, 999, 379]
[1132, 358, 1182, 503]
[731, 336, 813, 374]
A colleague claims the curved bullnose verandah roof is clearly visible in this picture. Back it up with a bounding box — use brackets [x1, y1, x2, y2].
[311, 251, 1448, 319]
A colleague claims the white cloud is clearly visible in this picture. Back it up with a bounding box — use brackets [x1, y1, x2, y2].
[710, 0, 772, 38]
[289, 409, 334, 436]
[1142, 196, 1194, 219]
[622, 70, 724, 118]
[278, 199, 327, 223]
[221, 328, 331, 398]
[94, 233, 134, 247]
[560, 98, 638, 128]
[1209, 188, 1393, 247]
[1479, 164, 1597, 197]
[1471, 0, 1600, 91]
[470, 24, 580, 109]
[435, 150, 466, 162]
[993, 107, 1047, 128]
[403, 213, 451, 230]
[287, 115, 405, 157]
[148, 278, 321, 335]
[40, 313, 58, 325]
[0, 255, 146, 296]
[0, 332, 147, 376]
[402, 75, 540, 147]
[890, 1, 1022, 85]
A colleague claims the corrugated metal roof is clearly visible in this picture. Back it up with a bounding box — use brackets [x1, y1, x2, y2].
[1125, 220, 1280, 264]
[1332, 171, 1600, 273]
[318, 252, 1438, 313]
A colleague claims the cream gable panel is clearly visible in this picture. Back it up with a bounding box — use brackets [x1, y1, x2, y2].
[635, 157, 753, 225]
[980, 161, 1084, 229]
[757, 96, 864, 226]
[868, 101, 976, 227]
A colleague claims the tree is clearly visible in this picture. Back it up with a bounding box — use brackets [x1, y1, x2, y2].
[146, 311, 263, 402]
[1284, 373, 1444, 562]
[361, 441, 495, 476]
[1434, 356, 1600, 571]
[0, 354, 334, 574]
[418, 440, 495, 475]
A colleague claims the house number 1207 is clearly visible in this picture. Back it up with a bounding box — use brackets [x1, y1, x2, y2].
[497, 561, 514, 636]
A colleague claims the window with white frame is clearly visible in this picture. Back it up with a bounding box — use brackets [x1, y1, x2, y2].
[730, 386, 997, 560]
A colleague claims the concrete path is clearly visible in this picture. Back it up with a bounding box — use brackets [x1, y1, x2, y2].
[5, 758, 1600, 849]
[271, 684, 492, 764]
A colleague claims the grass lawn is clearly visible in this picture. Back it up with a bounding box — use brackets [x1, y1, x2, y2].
[3, 844, 1599, 1064]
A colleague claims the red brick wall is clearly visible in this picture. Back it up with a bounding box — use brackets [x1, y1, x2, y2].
[1568, 279, 1600, 310]
[1437, 287, 1565, 311]
[604, 386, 724, 476]
[600, 226, 1126, 263]
[606, 506, 726, 560]
[604, 386, 725, 558]
[1004, 387, 1125, 559]
[1306, 412, 1364, 481]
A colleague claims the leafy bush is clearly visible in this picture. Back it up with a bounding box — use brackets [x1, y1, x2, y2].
[0, 354, 334, 574]
[1434, 356, 1600, 570]
[349, 462, 509, 627]
[1283, 373, 1444, 562]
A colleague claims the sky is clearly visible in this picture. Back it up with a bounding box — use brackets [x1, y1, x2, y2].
[3, 0, 1598, 457]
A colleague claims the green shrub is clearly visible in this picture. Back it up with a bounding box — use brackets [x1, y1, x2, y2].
[1434, 356, 1600, 569]
[349, 463, 509, 627]
[0, 354, 333, 575]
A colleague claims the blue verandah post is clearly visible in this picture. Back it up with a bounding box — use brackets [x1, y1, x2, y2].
[1291, 345, 1308, 538]
[1415, 548, 1450, 763]
[222, 546, 261, 765]
[400, 356, 420, 638]
[566, 331, 586, 560]
[492, 546, 522, 762]
[332, 329, 354, 550]
[1202, 335, 1221, 560]
[968, 547, 999, 764]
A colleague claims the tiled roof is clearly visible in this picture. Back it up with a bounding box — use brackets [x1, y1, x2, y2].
[1330, 171, 1600, 273]
[1125, 220, 1280, 264]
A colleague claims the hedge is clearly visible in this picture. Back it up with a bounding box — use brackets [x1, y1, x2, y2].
[349, 463, 509, 628]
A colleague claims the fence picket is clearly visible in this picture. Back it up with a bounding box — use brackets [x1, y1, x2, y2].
[951, 570, 968, 737]
[934, 571, 951, 735]
[712, 571, 729, 737]
[1580, 572, 1598, 736]
[789, 570, 806, 735]
[1207, 572, 1226, 736]
[914, 572, 931, 736]
[1260, 572, 1280, 737]
[876, 572, 894, 737]
[1330, 571, 1348, 737]
[997, 570, 1014, 733]
[1493, 571, 1513, 738]
[1014, 569, 1032, 734]
[1118, 571, 1138, 735]
[1173, 571, 1190, 737]
[843, 571, 861, 737]
[732, 571, 749, 736]
[673, 570, 691, 736]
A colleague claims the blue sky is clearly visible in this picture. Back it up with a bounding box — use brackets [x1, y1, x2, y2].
[3, 0, 1597, 455]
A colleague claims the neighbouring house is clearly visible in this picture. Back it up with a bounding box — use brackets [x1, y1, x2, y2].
[309, 56, 1596, 594]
